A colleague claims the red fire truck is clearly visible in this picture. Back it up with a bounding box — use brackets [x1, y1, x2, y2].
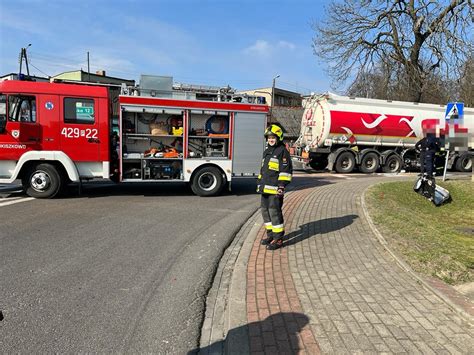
[0, 79, 268, 198]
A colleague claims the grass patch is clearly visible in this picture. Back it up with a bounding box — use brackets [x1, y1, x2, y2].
[366, 180, 474, 285]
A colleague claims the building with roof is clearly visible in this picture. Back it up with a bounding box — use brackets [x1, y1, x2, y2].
[0, 73, 49, 82]
[237, 86, 304, 142]
[237, 87, 302, 108]
[52, 70, 135, 86]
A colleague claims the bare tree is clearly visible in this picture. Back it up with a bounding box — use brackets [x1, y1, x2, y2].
[347, 59, 474, 104]
[312, 0, 473, 102]
[347, 61, 397, 100]
[459, 56, 474, 107]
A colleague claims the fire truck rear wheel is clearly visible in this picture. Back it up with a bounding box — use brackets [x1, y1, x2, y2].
[191, 166, 224, 197]
[382, 154, 403, 173]
[23, 163, 63, 198]
[335, 151, 355, 173]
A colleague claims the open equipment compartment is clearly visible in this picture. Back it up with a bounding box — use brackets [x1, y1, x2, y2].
[117, 90, 268, 196]
[187, 110, 230, 159]
[120, 107, 184, 182]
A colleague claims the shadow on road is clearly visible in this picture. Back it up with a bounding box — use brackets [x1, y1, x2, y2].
[283, 214, 359, 247]
[2, 172, 337, 199]
[189, 312, 311, 354]
[60, 179, 259, 199]
[61, 174, 335, 199]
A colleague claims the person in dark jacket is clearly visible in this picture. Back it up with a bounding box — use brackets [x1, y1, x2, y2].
[256, 124, 293, 250]
[415, 132, 440, 176]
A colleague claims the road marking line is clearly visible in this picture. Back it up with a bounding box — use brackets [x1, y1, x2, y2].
[0, 197, 35, 207]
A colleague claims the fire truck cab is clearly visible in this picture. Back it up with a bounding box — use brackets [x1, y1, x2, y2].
[0, 80, 268, 198]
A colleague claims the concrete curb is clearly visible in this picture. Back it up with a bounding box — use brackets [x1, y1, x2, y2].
[199, 208, 262, 354]
[361, 182, 474, 326]
[225, 215, 263, 354]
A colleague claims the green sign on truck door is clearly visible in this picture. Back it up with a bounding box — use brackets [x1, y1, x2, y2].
[76, 106, 94, 119]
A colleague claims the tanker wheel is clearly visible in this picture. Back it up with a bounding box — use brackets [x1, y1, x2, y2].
[455, 153, 472, 172]
[360, 152, 379, 173]
[191, 166, 225, 197]
[22, 163, 63, 198]
[335, 151, 355, 173]
[382, 154, 403, 173]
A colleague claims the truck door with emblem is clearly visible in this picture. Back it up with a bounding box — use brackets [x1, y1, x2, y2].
[59, 96, 100, 163]
[36, 95, 60, 151]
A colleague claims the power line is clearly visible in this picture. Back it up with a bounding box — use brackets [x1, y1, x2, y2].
[29, 51, 85, 63]
[29, 57, 85, 72]
[30, 57, 80, 67]
[277, 80, 313, 93]
[28, 61, 51, 78]
[20, 50, 316, 93]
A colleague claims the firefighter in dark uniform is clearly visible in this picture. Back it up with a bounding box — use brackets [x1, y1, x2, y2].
[415, 132, 440, 176]
[256, 124, 293, 250]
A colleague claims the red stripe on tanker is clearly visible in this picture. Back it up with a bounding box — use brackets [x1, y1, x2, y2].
[330, 111, 418, 137]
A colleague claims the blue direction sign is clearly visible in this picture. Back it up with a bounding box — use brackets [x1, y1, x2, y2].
[445, 102, 464, 120]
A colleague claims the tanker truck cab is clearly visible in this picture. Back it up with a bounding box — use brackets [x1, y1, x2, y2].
[0, 80, 110, 198]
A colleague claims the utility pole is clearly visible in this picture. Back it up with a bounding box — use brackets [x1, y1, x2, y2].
[270, 74, 280, 122]
[87, 51, 91, 81]
[18, 44, 32, 77]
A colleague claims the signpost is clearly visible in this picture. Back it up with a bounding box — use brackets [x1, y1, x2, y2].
[443, 102, 464, 181]
[445, 102, 464, 121]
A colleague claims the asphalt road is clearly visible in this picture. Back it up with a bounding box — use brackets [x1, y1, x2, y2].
[0, 180, 260, 353]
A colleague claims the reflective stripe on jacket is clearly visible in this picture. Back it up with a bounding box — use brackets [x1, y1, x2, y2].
[256, 143, 293, 194]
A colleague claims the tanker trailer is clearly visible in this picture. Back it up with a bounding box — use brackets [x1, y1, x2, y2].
[293, 93, 473, 174]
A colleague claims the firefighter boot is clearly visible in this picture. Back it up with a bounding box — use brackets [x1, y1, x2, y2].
[266, 238, 284, 250]
[261, 232, 274, 246]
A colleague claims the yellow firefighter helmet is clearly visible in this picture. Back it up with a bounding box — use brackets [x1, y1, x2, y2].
[264, 124, 284, 141]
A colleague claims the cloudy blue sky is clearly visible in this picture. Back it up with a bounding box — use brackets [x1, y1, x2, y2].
[0, 0, 333, 94]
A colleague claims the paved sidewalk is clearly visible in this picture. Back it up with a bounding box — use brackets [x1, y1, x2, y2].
[200, 174, 474, 354]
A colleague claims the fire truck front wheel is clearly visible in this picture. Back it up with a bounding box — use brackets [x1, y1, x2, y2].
[191, 166, 225, 197]
[22, 163, 63, 199]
